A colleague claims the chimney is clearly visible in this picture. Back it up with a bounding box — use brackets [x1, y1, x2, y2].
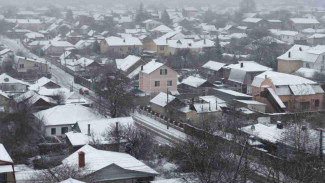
[141, 65, 144, 71]
[299, 47, 302, 51]
[288, 51, 291, 58]
[78, 151, 85, 168]
[123, 39, 126, 43]
[87, 124, 90, 136]
[116, 122, 119, 132]
[166, 38, 168, 43]
[276, 121, 283, 129]
[240, 62, 244, 68]
[265, 75, 267, 79]
[204, 39, 206, 45]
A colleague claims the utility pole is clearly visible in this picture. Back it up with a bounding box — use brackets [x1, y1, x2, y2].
[233, 139, 248, 183]
[318, 128, 323, 160]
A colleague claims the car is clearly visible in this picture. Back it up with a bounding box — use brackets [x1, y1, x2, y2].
[79, 88, 89, 95]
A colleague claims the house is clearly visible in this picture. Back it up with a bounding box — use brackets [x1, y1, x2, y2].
[0, 73, 29, 94]
[251, 71, 324, 113]
[115, 55, 145, 77]
[14, 56, 49, 74]
[267, 20, 282, 29]
[179, 76, 214, 96]
[139, 60, 178, 94]
[66, 117, 134, 150]
[33, 104, 104, 136]
[269, 29, 305, 44]
[0, 144, 15, 183]
[242, 18, 268, 29]
[43, 41, 75, 56]
[61, 145, 158, 182]
[307, 34, 325, 45]
[142, 19, 163, 31]
[149, 92, 224, 125]
[29, 77, 61, 90]
[150, 25, 172, 37]
[240, 123, 325, 157]
[5, 19, 43, 32]
[213, 89, 253, 103]
[289, 18, 320, 31]
[201, 61, 226, 80]
[277, 44, 325, 73]
[100, 36, 143, 57]
[223, 61, 272, 93]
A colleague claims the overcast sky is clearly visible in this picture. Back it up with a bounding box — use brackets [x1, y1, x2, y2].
[0, 0, 322, 8]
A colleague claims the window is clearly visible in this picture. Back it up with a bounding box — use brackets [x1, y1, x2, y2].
[160, 69, 167, 75]
[315, 99, 320, 107]
[34, 63, 38, 67]
[167, 80, 172, 86]
[51, 128, 56, 135]
[154, 81, 160, 87]
[128, 47, 131, 51]
[61, 127, 69, 134]
[160, 46, 164, 51]
[19, 64, 24, 68]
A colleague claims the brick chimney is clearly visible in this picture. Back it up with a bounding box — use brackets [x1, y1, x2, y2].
[78, 151, 85, 168]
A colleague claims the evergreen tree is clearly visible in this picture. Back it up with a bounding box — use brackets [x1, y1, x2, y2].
[66, 9, 74, 22]
[92, 40, 101, 54]
[135, 2, 144, 24]
[161, 10, 172, 26]
[214, 33, 223, 61]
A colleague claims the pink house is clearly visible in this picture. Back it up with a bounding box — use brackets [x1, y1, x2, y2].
[139, 60, 178, 94]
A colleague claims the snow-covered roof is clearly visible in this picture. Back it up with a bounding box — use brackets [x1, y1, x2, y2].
[33, 104, 103, 126]
[225, 61, 272, 72]
[202, 61, 226, 71]
[29, 77, 59, 91]
[294, 68, 320, 78]
[62, 145, 158, 175]
[115, 55, 141, 72]
[0, 73, 30, 86]
[0, 48, 12, 56]
[181, 76, 207, 88]
[104, 36, 142, 46]
[150, 25, 172, 33]
[141, 60, 164, 74]
[252, 71, 324, 95]
[215, 89, 252, 97]
[269, 29, 300, 36]
[73, 117, 134, 145]
[290, 18, 320, 24]
[277, 44, 325, 63]
[243, 18, 262, 23]
[59, 178, 85, 183]
[308, 33, 325, 39]
[5, 19, 41, 24]
[0, 144, 13, 163]
[236, 100, 266, 105]
[150, 92, 176, 107]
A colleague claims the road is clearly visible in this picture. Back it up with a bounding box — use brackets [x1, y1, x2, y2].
[0, 37, 103, 107]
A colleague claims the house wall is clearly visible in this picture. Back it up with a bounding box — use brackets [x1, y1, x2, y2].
[277, 59, 303, 73]
[45, 125, 73, 136]
[45, 46, 68, 56]
[0, 83, 28, 93]
[100, 41, 143, 57]
[252, 79, 324, 113]
[139, 65, 177, 94]
[16, 58, 48, 73]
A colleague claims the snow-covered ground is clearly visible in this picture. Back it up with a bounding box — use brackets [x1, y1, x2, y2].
[132, 111, 187, 143]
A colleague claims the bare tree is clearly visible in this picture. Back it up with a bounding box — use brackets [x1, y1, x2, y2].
[104, 123, 155, 160]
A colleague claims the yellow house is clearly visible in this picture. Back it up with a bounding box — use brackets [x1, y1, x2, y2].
[14, 56, 48, 73]
[0, 144, 15, 182]
[100, 36, 143, 58]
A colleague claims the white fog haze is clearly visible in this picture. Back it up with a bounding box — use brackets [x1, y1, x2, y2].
[0, 0, 324, 182]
